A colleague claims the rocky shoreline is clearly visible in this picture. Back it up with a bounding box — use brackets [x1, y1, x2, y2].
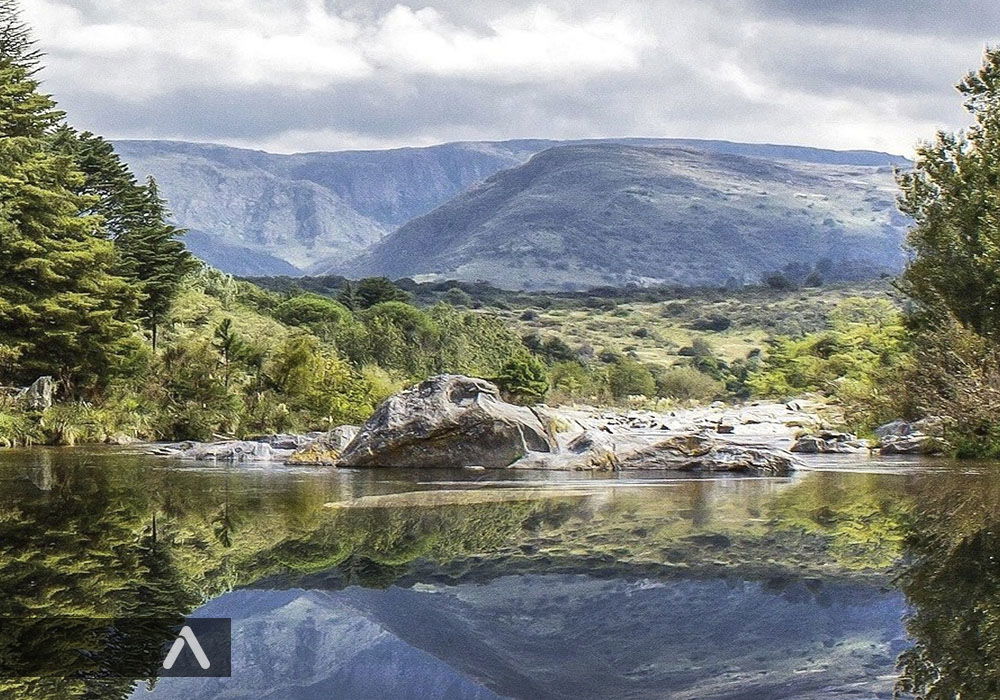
[140, 374, 946, 474]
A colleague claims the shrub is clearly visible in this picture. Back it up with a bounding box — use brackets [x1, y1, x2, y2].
[495, 356, 549, 404]
[653, 366, 723, 401]
[607, 359, 656, 399]
[274, 294, 351, 331]
[689, 315, 732, 332]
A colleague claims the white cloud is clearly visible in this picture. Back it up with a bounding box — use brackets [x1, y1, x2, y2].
[17, 0, 1000, 155]
[365, 5, 651, 80]
[22, 0, 650, 98]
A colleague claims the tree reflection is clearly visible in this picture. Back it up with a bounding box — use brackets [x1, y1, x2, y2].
[894, 474, 1000, 699]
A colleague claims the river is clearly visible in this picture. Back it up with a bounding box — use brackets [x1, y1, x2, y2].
[0, 447, 991, 699]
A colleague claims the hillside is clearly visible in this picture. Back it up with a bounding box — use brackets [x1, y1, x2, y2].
[339, 144, 908, 289]
[116, 138, 908, 281]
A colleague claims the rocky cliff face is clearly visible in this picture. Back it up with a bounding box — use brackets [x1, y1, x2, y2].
[115, 139, 540, 275]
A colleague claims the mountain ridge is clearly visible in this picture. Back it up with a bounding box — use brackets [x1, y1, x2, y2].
[115, 137, 910, 285]
[336, 142, 907, 289]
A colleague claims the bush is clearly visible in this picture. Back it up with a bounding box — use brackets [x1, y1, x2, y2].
[689, 315, 732, 332]
[677, 338, 714, 358]
[747, 298, 909, 416]
[653, 366, 723, 401]
[274, 294, 351, 332]
[901, 318, 1000, 456]
[495, 356, 548, 404]
[607, 359, 656, 399]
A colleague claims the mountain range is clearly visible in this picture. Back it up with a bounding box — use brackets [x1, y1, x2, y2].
[116, 138, 910, 288]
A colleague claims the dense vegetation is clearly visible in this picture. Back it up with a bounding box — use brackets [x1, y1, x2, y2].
[0, 7, 541, 445]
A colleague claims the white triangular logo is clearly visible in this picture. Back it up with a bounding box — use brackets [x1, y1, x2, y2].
[162, 625, 211, 670]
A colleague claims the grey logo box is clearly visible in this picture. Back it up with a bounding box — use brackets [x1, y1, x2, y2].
[0, 617, 231, 678]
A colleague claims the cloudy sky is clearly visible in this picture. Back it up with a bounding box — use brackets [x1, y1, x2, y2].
[20, 0, 1000, 155]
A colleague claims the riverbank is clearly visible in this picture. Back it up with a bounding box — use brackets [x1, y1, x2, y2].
[137, 375, 901, 474]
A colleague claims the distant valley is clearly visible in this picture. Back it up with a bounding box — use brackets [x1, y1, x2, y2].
[116, 138, 910, 288]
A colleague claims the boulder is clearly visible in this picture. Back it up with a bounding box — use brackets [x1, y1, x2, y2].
[616, 434, 797, 475]
[337, 375, 556, 469]
[18, 376, 54, 411]
[790, 432, 869, 454]
[879, 433, 943, 456]
[874, 420, 912, 439]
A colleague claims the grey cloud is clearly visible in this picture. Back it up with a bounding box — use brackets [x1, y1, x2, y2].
[742, 0, 1000, 36]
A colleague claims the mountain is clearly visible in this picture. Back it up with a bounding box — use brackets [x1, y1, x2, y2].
[338, 143, 908, 289]
[115, 139, 544, 275]
[137, 575, 904, 699]
[116, 138, 909, 286]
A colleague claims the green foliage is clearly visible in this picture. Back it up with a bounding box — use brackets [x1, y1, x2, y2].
[894, 49, 1000, 458]
[0, 400, 40, 447]
[155, 338, 241, 440]
[747, 298, 908, 412]
[274, 293, 350, 335]
[652, 366, 723, 401]
[51, 129, 195, 348]
[607, 358, 656, 399]
[0, 50, 140, 395]
[548, 361, 609, 404]
[898, 48, 1000, 340]
[356, 277, 410, 310]
[495, 356, 548, 404]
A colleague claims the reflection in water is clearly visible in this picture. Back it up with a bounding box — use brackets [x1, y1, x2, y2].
[0, 448, 994, 698]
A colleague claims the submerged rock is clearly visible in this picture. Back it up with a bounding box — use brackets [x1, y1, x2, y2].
[337, 375, 556, 469]
[178, 440, 278, 462]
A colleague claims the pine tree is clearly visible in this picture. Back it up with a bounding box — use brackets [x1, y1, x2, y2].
[118, 178, 196, 350]
[0, 0, 39, 70]
[51, 128, 196, 350]
[336, 281, 361, 311]
[0, 4, 140, 393]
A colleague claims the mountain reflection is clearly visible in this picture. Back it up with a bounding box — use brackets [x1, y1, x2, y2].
[0, 449, 994, 698]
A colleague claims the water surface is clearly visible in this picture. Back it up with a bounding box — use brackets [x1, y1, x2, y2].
[0, 448, 994, 699]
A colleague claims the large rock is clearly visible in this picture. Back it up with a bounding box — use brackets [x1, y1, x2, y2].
[338, 375, 556, 469]
[879, 434, 943, 456]
[18, 376, 55, 411]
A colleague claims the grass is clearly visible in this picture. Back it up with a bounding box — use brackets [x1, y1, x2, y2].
[494, 281, 894, 369]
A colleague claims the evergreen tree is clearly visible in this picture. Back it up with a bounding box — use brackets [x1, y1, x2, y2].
[0, 11, 140, 393]
[336, 281, 361, 311]
[898, 48, 1000, 339]
[355, 277, 410, 309]
[51, 128, 195, 349]
[119, 178, 196, 349]
[0, 0, 38, 70]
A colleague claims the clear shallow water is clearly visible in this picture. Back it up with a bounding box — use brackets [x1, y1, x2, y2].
[0, 448, 994, 699]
